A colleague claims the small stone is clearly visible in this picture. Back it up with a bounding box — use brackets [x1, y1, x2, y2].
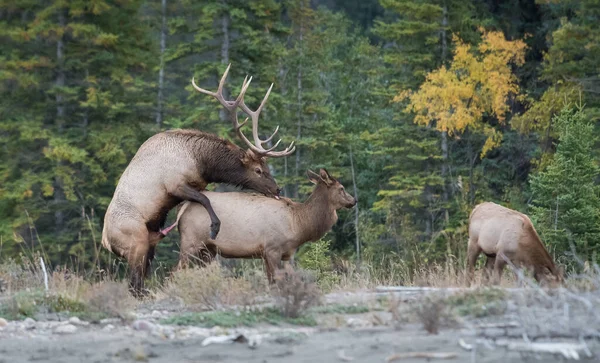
[484, 328, 506, 338]
[132, 320, 156, 332]
[54, 324, 77, 334]
[68, 316, 89, 326]
[23, 318, 36, 325]
[151, 310, 162, 318]
[102, 324, 115, 332]
[0, 318, 8, 327]
[100, 318, 121, 325]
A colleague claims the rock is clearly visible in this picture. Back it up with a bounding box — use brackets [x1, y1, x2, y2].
[483, 328, 506, 338]
[23, 317, 36, 325]
[0, 318, 8, 327]
[100, 318, 121, 325]
[346, 318, 370, 329]
[23, 317, 36, 330]
[102, 324, 115, 332]
[132, 320, 156, 332]
[151, 310, 162, 318]
[68, 316, 89, 326]
[54, 324, 77, 334]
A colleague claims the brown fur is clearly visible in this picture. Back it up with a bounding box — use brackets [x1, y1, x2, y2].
[102, 129, 281, 296]
[466, 202, 562, 286]
[176, 169, 356, 282]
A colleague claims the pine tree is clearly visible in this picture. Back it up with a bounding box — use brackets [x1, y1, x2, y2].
[530, 107, 600, 263]
[0, 0, 156, 268]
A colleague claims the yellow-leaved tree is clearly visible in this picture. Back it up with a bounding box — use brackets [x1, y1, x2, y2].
[397, 29, 526, 157]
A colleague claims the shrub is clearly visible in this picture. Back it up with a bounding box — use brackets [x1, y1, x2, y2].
[163, 263, 256, 309]
[413, 294, 455, 334]
[272, 269, 321, 318]
[85, 281, 135, 319]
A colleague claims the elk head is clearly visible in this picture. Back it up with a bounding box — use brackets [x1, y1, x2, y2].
[192, 64, 295, 199]
[307, 169, 357, 209]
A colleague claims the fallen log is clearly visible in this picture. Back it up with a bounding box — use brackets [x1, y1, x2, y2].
[385, 352, 458, 361]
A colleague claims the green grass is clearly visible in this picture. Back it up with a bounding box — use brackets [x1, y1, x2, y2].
[161, 308, 317, 328]
[310, 303, 373, 315]
[446, 288, 506, 318]
[0, 290, 87, 320]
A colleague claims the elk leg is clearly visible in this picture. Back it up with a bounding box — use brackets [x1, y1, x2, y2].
[145, 244, 156, 278]
[127, 237, 151, 298]
[483, 255, 496, 282]
[492, 257, 507, 285]
[466, 239, 481, 286]
[173, 185, 221, 239]
[263, 251, 281, 284]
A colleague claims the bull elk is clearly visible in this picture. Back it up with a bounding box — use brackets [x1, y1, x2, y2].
[466, 202, 562, 286]
[102, 65, 295, 296]
[176, 169, 356, 282]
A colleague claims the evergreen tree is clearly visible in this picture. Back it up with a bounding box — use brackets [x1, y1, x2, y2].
[0, 0, 155, 269]
[530, 107, 600, 263]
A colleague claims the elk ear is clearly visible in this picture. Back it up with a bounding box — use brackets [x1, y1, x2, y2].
[307, 170, 320, 184]
[319, 168, 334, 186]
[242, 149, 258, 165]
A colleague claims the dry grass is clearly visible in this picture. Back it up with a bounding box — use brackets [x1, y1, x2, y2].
[0, 255, 46, 292]
[84, 281, 136, 319]
[414, 294, 454, 334]
[161, 263, 260, 310]
[272, 268, 322, 318]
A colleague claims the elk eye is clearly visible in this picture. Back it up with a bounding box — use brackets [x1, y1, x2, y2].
[255, 168, 262, 175]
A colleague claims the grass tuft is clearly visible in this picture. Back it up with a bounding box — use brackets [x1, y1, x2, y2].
[161, 308, 317, 327]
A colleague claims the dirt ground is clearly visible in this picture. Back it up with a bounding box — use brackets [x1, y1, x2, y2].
[0, 288, 598, 363]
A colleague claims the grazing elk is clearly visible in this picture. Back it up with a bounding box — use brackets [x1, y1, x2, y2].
[102, 65, 295, 296]
[176, 169, 356, 282]
[466, 202, 562, 286]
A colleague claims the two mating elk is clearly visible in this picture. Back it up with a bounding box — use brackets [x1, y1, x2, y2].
[102, 65, 295, 296]
[176, 169, 356, 282]
[467, 202, 562, 286]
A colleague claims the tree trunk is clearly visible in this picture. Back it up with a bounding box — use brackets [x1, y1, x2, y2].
[156, 0, 167, 127]
[293, 11, 304, 199]
[440, 2, 449, 224]
[349, 145, 360, 264]
[54, 8, 66, 233]
[218, 11, 230, 123]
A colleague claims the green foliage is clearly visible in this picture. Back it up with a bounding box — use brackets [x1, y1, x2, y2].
[1, 0, 600, 277]
[446, 288, 506, 318]
[310, 304, 372, 315]
[0, 291, 86, 320]
[297, 239, 339, 288]
[160, 308, 317, 327]
[530, 107, 600, 263]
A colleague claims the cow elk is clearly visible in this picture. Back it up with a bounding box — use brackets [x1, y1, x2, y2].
[102, 65, 295, 296]
[176, 169, 356, 282]
[467, 202, 562, 286]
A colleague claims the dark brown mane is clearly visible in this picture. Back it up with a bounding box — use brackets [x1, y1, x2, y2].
[165, 129, 238, 147]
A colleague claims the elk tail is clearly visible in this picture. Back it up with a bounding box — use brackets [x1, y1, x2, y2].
[101, 221, 113, 253]
[175, 201, 192, 228]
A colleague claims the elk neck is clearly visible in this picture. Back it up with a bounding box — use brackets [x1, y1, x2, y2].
[292, 185, 338, 244]
[192, 137, 250, 188]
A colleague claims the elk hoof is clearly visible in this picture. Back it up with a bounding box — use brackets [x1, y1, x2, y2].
[210, 221, 221, 240]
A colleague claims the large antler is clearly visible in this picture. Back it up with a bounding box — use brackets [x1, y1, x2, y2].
[191, 64, 295, 158]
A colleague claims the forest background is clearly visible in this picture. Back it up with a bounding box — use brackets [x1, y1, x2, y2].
[1, 0, 599, 281]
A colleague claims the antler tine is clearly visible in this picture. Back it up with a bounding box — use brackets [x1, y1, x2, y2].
[264, 139, 282, 152]
[235, 76, 253, 106]
[216, 63, 231, 94]
[191, 77, 216, 97]
[262, 125, 279, 144]
[192, 64, 295, 158]
[256, 83, 274, 114]
[262, 141, 296, 157]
